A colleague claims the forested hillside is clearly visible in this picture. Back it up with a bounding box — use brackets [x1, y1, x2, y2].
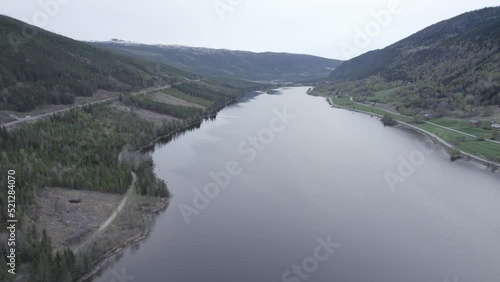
[320, 7, 500, 116]
[0, 15, 196, 112]
[91, 41, 343, 82]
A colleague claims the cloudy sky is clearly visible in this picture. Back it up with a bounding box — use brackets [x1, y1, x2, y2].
[1, 0, 498, 60]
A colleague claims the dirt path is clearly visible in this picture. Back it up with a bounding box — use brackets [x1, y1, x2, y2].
[74, 171, 137, 253]
[97, 171, 136, 234]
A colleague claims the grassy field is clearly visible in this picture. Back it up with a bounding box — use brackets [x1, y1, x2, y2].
[459, 141, 500, 161]
[429, 117, 494, 139]
[327, 96, 500, 163]
[413, 123, 475, 143]
[362, 86, 403, 103]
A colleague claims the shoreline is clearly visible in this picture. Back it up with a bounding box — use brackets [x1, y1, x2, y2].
[325, 97, 500, 171]
[138, 91, 252, 152]
[77, 197, 170, 282]
[78, 89, 257, 281]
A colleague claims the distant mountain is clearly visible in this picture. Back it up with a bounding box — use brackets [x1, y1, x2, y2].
[0, 16, 196, 112]
[91, 40, 343, 82]
[326, 7, 500, 111]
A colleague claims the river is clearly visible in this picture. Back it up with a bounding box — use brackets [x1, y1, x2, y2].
[92, 87, 500, 282]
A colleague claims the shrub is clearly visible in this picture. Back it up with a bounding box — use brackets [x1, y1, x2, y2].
[449, 148, 462, 161]
[381, 113, 397, 126]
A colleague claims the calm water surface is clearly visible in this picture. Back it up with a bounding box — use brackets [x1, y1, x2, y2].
[92, 87, 500, 282]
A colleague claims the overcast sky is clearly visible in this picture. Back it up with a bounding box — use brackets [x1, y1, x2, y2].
[1, 0, 498, 60]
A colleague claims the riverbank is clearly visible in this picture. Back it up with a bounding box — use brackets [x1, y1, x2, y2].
[325, 96, 500, 171]
[78, 89, 262, 281]
[77, 195, 169, 282]
[138, 90, 252, 152]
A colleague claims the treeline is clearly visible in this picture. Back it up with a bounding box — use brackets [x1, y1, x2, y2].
[120, 94, 203, 119]
[135, 159, 169, 198]
[162, 80, 265, 113]
[120, 148, 170, 198]
[0, 225, 79, 282]
[27, 227, 78, 282]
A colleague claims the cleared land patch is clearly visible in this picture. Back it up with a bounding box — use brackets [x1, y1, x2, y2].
[26, 187, 123, 250]
[147, 90, 206, 109]
[112, 102, 179, 126]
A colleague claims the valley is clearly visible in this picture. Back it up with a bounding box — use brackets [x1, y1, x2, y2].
[0, 4, 499, 282]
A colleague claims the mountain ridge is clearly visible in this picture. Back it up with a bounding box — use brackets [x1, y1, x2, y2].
[91, 40, 343, 82]
[330, 6, 500, 81]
